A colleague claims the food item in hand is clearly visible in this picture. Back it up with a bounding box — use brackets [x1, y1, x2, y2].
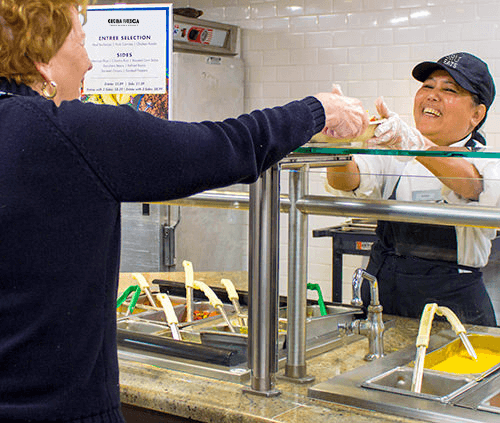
[310, 114, 384, 144]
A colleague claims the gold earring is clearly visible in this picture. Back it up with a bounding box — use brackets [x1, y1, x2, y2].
[41, 81, 57, 99]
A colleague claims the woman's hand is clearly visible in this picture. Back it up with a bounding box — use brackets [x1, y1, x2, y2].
[314, 84, 369, 139]
[369, 97, 433, 151]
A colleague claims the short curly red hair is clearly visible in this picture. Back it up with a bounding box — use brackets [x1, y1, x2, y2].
[0, 0, 88, 85]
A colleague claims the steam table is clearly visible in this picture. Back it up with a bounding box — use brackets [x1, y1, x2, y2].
[117, 271, 439, 423]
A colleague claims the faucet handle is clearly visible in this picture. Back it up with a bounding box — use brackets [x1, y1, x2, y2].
[351, 298, 363, 307]
[338, 321, 357, 335]
[338, 322, 348, 334]
[351, 268, 366, 307]
[351, 268, 380, 307]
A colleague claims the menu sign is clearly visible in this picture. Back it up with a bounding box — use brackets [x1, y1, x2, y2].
[83, 4, 172, 95]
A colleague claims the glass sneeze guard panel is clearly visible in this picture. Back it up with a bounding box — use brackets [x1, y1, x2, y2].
[295, 145, 500, 159]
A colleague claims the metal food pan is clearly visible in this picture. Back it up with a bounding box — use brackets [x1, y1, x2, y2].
[478, 388, 500, 414]
[362, 366, 476, 403]
[279, 304, 362, 341]
[117, 319, 170, 336]
[117, 294, 186, 315]
[195, 325, 286, 350]
[422, 334, 500, 378]
[133, 301, 236, 328]
[182, 310, 282, 334]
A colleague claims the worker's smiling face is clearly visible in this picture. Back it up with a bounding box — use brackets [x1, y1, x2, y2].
[413, 70, 486, 146]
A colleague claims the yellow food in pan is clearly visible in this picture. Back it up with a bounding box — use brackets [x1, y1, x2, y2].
[428, 348, 500, 374]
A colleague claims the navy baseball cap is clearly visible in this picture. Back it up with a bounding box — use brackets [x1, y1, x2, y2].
[412, 52, 496, 110]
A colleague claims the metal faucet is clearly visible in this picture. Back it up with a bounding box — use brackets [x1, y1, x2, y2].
[339, 268, 385, 361]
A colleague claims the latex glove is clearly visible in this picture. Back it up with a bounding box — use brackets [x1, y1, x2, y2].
[314, 84, 369, 139]
[369, 97, 432, 152]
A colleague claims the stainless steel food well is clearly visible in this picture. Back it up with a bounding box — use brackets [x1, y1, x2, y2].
[362, 366, 476, 403]
[308, 327, 500, 423]
[117, 293, 363, 383]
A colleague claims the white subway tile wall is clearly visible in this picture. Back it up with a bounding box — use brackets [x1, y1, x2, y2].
[178, 0, 500, 315]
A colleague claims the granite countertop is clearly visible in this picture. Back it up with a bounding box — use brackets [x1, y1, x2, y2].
[118, 272, 448, 423]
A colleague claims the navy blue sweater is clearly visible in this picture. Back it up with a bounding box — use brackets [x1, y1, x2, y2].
[0, 78, 325, 422]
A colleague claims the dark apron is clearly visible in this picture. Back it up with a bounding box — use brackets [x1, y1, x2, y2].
[362, 177, 497, 326]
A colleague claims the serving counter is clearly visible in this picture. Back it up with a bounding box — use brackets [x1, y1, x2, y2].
[117, 272, 445, 423]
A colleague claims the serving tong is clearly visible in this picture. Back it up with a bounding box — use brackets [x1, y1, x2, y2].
[116, 284, 141, 317]
[411, 303, 477, 393]
[157, 293, 182, 341]
[183, 260, 243, 332]
[132, 273, 156, 308]
[183, 260, 195, 323]
[221, 278, 246, 327]
[191, 280, 236, 333]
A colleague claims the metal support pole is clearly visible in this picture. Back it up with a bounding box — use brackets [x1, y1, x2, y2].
[244, 165, 281, 397]
[281, 166, 315, 383]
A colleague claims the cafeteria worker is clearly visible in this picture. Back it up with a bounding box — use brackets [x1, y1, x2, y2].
[327, 52, 498, 327]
